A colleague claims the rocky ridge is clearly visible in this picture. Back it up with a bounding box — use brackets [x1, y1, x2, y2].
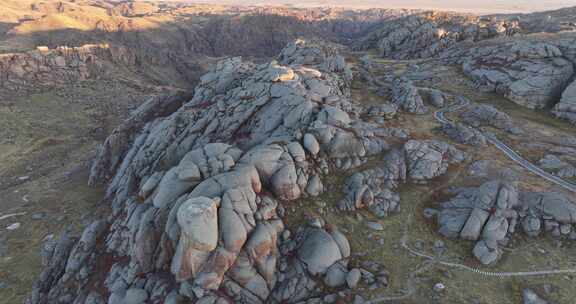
[451, 41, 575, 110]
[0, 44, 134, 90]
[28, 40, 405, 304]
[354, 11, 520, 59]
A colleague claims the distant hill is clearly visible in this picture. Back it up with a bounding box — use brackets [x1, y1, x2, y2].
[184, 0, 576, 14]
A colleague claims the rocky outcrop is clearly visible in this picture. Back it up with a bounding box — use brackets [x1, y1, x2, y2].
[459, 104, 520, 134]
[365, 103, 399, 121]
[29, 40, 405, 304]
[272, 219, 351, 303]
[0, 44, 133, 91]
[553, 78, 576, 125]
[89, 91, 194, 186]
[338, 140, 465, 216]
[436, 178, 521, 265]
[338, 150, 405, 217]
[390, 77, 428, 114]
[441, 122, 487, 146]
[354, 11, 520, 59]
[404, 140, 467, 183]
[539, 155, 576, 178]
[460, 42, 574, 110]
[435, 176, 576, 265]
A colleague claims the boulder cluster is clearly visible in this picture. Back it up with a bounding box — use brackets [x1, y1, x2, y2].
[459, 42, 574, 110]
[539, 154, 576, 179]
[28, 40, 408, 304]
[386, 77, 449, 115]
[339, 140, 466, 217]
[441, 122, 487, 146]
[442, 36, 576, 124]
[354, 12, 520, 59]
[459, 104, 520, 134]
[390, 77, 428, 114]
[0, 44, 135, 91]
[435, 174, 576, 265]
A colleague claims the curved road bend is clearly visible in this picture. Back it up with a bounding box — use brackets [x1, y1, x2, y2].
[434, 97, 576, 193]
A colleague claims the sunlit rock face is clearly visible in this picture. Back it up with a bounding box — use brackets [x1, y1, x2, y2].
[172, 197, 220, 281]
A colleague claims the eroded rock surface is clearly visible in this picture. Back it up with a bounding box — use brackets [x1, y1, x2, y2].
[339, 140, 465, 217]
[553, 79, 576, 125]
[390, 77, 428, 114]
[0, 44, 132, 91]
[28, 40, 401, 304]
[355, 12, 519, 59]
[459, 104, 520, 134]
[435, 175, 576, 265]
[441, 122, 487, 146]
[443, 38, 576, 115]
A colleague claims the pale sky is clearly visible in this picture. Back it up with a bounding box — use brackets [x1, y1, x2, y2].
[184, 0, 576, 14]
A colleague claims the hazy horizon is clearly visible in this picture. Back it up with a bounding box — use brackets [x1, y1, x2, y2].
[176, 0, 576, 14]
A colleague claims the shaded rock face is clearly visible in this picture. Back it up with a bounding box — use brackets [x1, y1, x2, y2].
[338, 140, 465, 217]
[28, 40, 400, 304]
[354, 11, 519, 60]
[444, 40, 576, 111]
[390, 77, 428, 114]
[553, 79, 576, 125]
[435, 177, 576, 265]
[1, 5, 413, 92]
[0, 44, 131, 91]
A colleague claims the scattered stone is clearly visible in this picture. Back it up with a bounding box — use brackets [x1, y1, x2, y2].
[522, 288, 549, 304]
[324, 262, 348, 288]
[346, 268, 362, 289]
[433, 282, 446, 292]
[365, 221, 384, 231]
[31, 212, 46, 220]
[6, 223, 21, 231]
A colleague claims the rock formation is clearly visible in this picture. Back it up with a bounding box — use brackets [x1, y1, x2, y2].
[354, 11, 520, 59]
[455, 42, 570, 109]
[459, 104, 520, 134]
[553, 79, 576, 125]
[28, 40, 405, 304]
[0, 44, 130, 90]
[338, 140, 466, 217]
[435, 175, 576, 265]
[390, 77, 428, 114]
[441, 122, 487, 146]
